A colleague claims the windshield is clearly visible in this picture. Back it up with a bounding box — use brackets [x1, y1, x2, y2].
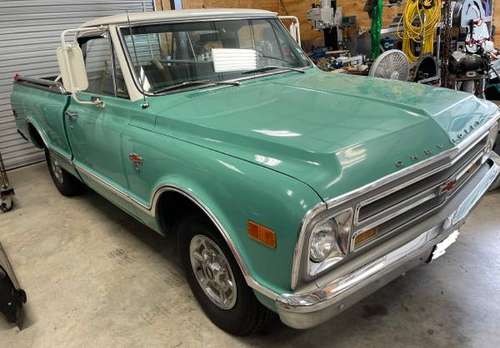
[120, 18, 311, 93]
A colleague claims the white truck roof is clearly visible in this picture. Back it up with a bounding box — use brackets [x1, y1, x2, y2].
[81, 9, 277, 27]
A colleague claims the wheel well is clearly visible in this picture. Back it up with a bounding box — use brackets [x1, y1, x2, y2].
[27, 123, 45, 149]
[156, 190, 212, 235]
[156, 190, 249, 284]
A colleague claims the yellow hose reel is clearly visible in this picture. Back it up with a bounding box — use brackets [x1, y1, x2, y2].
[400, 0, 442, 63]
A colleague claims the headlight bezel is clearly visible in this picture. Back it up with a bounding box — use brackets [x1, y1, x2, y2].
[306, 208, 353, 277]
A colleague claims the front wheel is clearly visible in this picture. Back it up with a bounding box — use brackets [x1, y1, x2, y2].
[45, 149, 84, 196]
[178, 215, 273, 336]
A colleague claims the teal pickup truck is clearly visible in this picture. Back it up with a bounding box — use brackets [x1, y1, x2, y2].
[12, 9, 500, 335]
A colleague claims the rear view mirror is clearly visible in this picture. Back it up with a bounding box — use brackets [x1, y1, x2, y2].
[56, 44, 88, 93]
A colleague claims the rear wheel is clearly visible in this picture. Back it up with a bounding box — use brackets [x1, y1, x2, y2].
[45, 149, 84, 196]
[178, 214, 273, 336]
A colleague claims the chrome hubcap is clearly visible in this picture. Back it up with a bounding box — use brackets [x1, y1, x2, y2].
[190, 235, 237, 310]
[51, 158, 64, 183]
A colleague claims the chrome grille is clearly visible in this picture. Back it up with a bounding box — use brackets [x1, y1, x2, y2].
[351, 134, 489, 251]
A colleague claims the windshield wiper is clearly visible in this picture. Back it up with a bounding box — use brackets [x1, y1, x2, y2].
[155, 79, 240, 94]
[242, 66, 306, 75]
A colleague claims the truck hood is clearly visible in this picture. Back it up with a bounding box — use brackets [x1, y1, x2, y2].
[154, 69, 498, 201]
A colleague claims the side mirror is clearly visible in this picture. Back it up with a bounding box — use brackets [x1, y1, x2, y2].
[56, 44, 88, 93]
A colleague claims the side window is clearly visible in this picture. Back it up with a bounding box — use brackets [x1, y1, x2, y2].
[81, 35, 128, 98]
[113, 50, 129, 99]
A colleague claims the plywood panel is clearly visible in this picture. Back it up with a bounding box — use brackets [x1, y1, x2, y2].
[180, 0, 401, 47]
[155, 0, 173, 10]
[181, 1, 500, 46]
[181, 0, 321, 46]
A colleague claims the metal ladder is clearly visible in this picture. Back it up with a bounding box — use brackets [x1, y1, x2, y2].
[0, 152, 14, 212]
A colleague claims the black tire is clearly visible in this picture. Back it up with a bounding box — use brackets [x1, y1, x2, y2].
[178, 214, 273, 336]
[0, 197, 13, 212]
[45, 149, 84, 196]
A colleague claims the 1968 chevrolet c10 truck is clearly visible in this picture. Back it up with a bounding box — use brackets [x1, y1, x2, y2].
[11, 9, 500, 335]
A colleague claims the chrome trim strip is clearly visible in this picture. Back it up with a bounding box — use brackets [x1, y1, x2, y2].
[291, 202, 327, 291]
[49, 148, 73, 166]
[74, 164, 280, 300]
[353, 162, 447, 226]
[99, 13, 279, 28]
[352, 132, 488, 226]
[280, 228, 434, 312]
[350, 132, 489, 223]
[352, 133, 488, 242]
[354, 181, 443, 229]
[455, 151, 485, 182]
[77, 164, 151, 211]
[452, 158, 499, 224]
[291, 113, 500, 290]
[350, 192, 438, 249]
[15, 76, 66, 95]
[350, 134, 489, 252]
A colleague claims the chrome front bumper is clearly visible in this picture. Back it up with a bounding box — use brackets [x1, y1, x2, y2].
[275, 157, 499, 329]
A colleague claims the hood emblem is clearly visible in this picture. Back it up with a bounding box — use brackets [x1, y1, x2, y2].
[439, 179, 457, 195]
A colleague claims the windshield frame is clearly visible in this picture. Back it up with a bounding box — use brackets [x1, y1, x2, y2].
[115, 16, 313, 96]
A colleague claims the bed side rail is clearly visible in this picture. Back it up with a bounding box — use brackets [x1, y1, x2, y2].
[13, 74, 66, 95]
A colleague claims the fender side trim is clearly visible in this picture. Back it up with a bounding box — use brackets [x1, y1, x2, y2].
[74, 164, 281, 301]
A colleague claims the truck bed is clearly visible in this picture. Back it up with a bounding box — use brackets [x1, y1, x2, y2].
[11, 75, 73, 168]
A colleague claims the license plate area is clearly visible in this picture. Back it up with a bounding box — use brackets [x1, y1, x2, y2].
[430, 230, 460, 261]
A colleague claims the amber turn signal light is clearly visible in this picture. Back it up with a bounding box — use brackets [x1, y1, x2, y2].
[354, 228, 378, 247]
[247, 221, 276, 249]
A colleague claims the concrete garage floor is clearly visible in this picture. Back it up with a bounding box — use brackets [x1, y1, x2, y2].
[1, 163, 499, 348]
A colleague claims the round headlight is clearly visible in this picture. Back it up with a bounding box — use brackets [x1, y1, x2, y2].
[309, 219, 338, 263]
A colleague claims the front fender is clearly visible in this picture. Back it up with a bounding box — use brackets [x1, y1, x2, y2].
[125, 128, 323, 295]
[148, 157, 322, 296]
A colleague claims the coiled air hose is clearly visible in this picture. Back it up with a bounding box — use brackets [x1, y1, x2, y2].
[400, 0, 442, 62]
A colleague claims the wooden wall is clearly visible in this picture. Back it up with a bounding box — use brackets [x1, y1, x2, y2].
[179, 1, 405, 48]
[179, 0, 500, 47]
[155, 0, 172, 10]
[180, 1, 322, 47]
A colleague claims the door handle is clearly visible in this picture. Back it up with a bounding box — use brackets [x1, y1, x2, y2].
[65, 111, 79, 121]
